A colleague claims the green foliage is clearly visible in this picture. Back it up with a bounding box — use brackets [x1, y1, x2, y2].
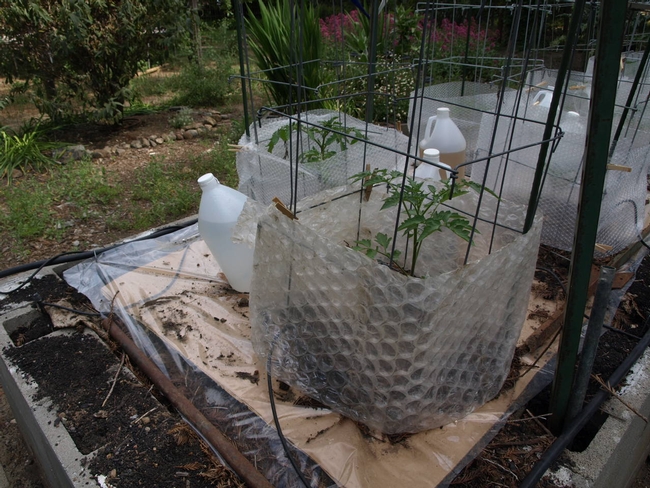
[169, 108, 195, 129]
[168, 63, 234, 107]
[322, 60, 414, 123]
[245, 0, 323, 109]
[267, 116, 365, 163]
[353, 232, 401, 263]
[350, 169, 476, 276]
[0, 125, 65, 181]
[0, 0, 190, 123]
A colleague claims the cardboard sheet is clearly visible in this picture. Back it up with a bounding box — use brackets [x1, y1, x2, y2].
[65, 225, 556, 487]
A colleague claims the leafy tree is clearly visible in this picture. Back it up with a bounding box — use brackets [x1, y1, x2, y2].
[0, 0, 190, 123]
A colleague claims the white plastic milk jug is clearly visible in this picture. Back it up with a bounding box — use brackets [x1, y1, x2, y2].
[415, 148, 452, 181]
[197, 173, 254, 293]
[419, 107, 467, 179]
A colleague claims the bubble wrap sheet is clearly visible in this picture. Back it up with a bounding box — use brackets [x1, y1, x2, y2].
[250, 188, 543, 434]
[471, 87, 650, 255]
[237, 110, 409, 205]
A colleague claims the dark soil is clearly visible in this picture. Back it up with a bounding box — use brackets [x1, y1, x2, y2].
[1, 273, 97, 314]
[451, 249, 650, 486]
[2, 276, 242, 487]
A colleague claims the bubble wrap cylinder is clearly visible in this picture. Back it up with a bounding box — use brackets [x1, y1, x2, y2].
[237, 110, 409, 205]
[472, 106, 650, 255]
[250, 193, 542, 434]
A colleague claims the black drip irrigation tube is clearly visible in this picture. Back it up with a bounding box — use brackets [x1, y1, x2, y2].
[0, 219, 197, 281]
[520, 323, 650, 488]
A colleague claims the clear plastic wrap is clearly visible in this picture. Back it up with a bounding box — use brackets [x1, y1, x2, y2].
[471, 90, 650, 256]
[236, 110, 409, 205]
[64, 221, 554, 488]
[250, 185, 543, 434]
[408, 77, 650, 256]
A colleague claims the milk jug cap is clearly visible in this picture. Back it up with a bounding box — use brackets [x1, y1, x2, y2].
[198, 173, 220, 189]
[437, 107, 450, 116]
[423, 148, 440, 163]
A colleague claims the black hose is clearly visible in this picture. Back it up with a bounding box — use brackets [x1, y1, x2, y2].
[0, 220, 197, 281]
[519, 322, 650, 487]
[267, 346, 312, 488]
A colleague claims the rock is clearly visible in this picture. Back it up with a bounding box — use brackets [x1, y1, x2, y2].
[184, 129, 199, 139]
[202, 116, 217, 126]
[121, 143, 131, 150]
[54, 145, 88, 163]
[155, 137, 164, 144]
[175, 131, 185, 140]
[140, 137, 151, 147]
[218, 114, 227, 121]
[148, 135, 158, 141]
[116, 148, 126, 156]
[72, 240, 80, 247]
[11, 168, 23, 179]
[150, 141, 157, 147]
[91, 148, 110, 159]
[130, 140, 143, 149]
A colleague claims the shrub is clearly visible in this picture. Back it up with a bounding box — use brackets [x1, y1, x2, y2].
[169, 108, 195, 129]
[169, 63, 235, 107]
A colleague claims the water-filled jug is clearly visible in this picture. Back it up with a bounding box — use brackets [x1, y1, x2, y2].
[419, 107, 467, 180]
[197, 173, 254, 293]
[415, 148, 452, 181]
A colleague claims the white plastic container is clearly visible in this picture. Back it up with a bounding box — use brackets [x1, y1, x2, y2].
[415, 148, 452, 181]
[419, 107, 467, 179]
[197, 173, 254, 293]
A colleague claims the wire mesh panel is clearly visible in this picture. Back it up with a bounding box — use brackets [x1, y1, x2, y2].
[233, 0, 644, 435]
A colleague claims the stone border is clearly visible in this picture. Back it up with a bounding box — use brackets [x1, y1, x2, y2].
[54, 111, 230, 163]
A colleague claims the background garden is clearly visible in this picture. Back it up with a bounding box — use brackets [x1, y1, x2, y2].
[0, 0, 555, 271]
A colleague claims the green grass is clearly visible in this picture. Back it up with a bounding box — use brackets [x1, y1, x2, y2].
[1, 134, 238, 245]
[2, 183, 53, 239]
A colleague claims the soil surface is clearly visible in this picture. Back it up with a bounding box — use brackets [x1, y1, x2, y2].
[1, 275, 243, 487]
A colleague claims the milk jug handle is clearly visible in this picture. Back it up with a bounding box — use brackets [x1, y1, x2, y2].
[424, 115, 437, 139]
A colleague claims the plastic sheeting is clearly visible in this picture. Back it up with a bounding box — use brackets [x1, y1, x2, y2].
[64, 221, 554, 487]
[250, 184, 543, 434]
[236, 110, 409, 205]
[408, 79, 650, 255]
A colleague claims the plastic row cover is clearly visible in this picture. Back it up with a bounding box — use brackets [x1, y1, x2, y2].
[471, 87, 650, 256]
[408, 79, 650, 255]
[236, 110, 410, 205]
[250, 185, 543, 434]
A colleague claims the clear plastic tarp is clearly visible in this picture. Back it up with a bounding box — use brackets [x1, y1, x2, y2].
[407, 78, 650, 255]
[236, 110, 409, 205]
[250, 183, 543, 434]
[64, 218, 554, 488]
